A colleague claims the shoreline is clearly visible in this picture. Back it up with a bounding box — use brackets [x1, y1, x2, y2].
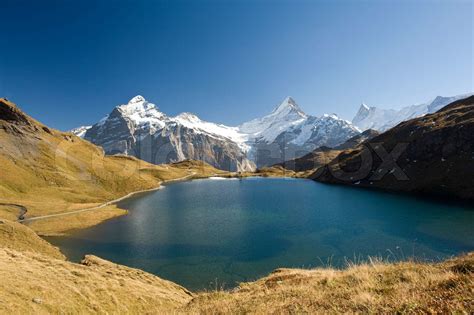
[20, 172, 198, 224]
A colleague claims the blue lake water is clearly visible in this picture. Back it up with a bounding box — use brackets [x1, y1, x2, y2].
[46, 177, 474, 291]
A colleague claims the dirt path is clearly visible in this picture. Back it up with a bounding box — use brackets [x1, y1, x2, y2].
[20, 172, 196, 223]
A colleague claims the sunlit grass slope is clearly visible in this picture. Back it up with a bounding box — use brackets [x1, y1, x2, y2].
[185, 254, 473, 314]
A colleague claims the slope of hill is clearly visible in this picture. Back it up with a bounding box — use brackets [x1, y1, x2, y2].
[185, 253, 474, 314]
[273, 129, 379, 173]
[272, 146, 341, 174]
[314, 95, 474, 200]
[0, 219, 65, 259]
[0, 247, 193, 313]
[334, 129, 380, 150]
[0, 218, 192, 312]
[0, 98, 224, 234]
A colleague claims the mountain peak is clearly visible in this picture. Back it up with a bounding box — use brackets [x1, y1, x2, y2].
[112, 96, 165, 125]
[118, 95, 156, 114]
[283, 96, 297, 105]
[352, 103, 372, 125]
[128, 95, 146, 104]
[272, 96, 306, 117]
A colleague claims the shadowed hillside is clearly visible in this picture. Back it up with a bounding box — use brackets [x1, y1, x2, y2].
[312, 96, 474, 200]
[270, 129, 380, 175]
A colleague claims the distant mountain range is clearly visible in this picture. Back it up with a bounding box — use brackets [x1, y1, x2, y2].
[352, 93, 472, 131]
[72, 92, 471, 171]
[73, 96, 359, 170]
[314, 95, 474, 200]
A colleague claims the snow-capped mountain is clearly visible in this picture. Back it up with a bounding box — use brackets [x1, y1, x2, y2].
[352, 93, 472, 131]
[240, 97, 360, 167]
[239, 97, 307, 143]
[73, 95, 360, 170]
[70, 125, 91, 138]
[79, 95, 254, 171]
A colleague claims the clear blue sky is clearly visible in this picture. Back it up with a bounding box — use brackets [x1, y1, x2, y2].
[1, 0, 472, 130]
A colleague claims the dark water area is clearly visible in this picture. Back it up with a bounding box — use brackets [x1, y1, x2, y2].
[46, 177, 474, 291]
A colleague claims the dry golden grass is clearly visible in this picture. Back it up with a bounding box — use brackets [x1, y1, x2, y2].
[0, 194, 472, 314]
[213, 166, 309, 179]
[255, 165, 310, 178]
[0, 219, 64, 260]
[0, 204, 23, 221]
[0, 219, 192, 313]
[26, 205, 128, 236]
[184, 254, 474, 314]
[0, 248, 193, 314]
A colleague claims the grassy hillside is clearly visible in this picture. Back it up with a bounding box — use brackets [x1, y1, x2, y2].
[0, 247, 193, 313]
[0, 98, 225, 234]
[0, 220, 190, 313]
[185, 253, 473, 314]
[0, 219, 64, 260]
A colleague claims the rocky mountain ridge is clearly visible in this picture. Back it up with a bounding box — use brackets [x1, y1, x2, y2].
[75, 96, 360, 170]
[74, 92, 472, 170]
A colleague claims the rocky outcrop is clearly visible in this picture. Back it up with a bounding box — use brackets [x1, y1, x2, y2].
[0, 98, 31, 125]
[0, 98, 56, 137]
